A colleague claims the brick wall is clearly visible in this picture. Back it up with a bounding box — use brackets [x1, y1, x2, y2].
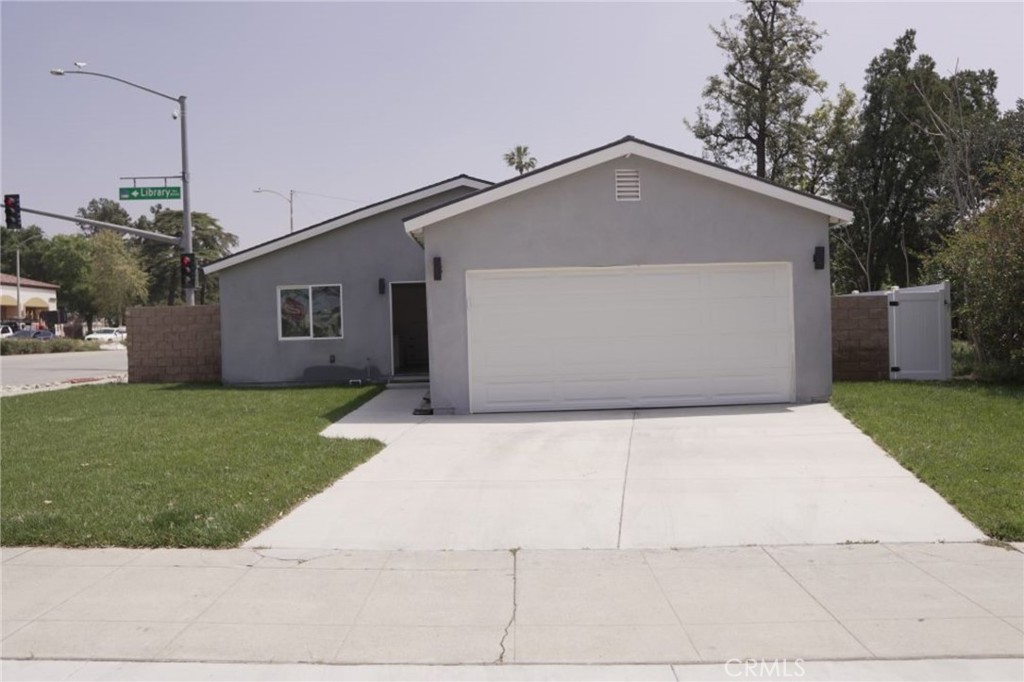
[127, 305, 221, 383]
[832, 295, 889, 381]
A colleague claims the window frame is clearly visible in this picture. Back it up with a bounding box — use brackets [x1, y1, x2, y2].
[276, 283, 344, 341]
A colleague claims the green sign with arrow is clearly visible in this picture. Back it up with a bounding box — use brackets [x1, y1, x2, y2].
[119, 186, 181, 201]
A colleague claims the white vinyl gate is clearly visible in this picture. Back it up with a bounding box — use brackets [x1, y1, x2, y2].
[888, 282, 952, 381]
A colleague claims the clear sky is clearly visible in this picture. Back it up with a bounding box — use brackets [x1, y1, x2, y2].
[2, 1, 1022, 251]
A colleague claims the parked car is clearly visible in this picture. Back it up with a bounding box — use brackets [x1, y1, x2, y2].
[85, 327, 126, 343]
[10, 329, 54, 341]
[0, 324, 14, 338]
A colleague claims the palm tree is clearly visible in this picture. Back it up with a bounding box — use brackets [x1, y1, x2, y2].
[503, 145, 538, 175]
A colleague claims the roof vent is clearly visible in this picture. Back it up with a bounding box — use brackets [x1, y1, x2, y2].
[615, 169, 640, 201]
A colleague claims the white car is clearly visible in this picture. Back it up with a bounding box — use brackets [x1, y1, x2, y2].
[0, 324, 14, 338]
[85, 327, 126, 343]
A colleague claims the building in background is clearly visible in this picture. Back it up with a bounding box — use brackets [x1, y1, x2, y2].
[0, 273, 59, 326]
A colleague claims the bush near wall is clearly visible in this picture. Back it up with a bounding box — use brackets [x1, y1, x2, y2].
[926, 156, 1024, 382]
[0, 339, 103, 355]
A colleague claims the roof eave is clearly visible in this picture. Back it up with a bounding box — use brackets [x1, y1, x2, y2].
[205, 175, 491, 275]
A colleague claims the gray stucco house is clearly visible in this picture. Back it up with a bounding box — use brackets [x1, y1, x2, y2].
[404, 136, 852, 414]
[208, 136, 852, 414]
[205, 175, 491, 385]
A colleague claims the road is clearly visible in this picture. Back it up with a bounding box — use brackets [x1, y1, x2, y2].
[0, 349, 127, 388]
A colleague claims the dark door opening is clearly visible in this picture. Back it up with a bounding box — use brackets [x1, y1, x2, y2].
[391, 282, 429, 375]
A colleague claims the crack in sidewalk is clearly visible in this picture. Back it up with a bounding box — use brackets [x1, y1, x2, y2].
[496, 548, 518, 664]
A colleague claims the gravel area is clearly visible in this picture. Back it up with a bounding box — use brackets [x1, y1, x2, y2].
[0, 374, 127, 398]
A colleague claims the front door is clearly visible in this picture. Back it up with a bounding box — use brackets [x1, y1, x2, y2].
[391, 282, 428, 375]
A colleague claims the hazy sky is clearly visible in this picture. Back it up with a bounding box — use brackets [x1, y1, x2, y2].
[3, 1, 1022, 251]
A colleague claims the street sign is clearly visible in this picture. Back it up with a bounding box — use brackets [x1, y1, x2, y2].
[119, 186, 181, 201]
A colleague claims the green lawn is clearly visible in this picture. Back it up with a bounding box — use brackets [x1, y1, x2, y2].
[831, 381, 1024, 540]
[1, 384, 383, 548]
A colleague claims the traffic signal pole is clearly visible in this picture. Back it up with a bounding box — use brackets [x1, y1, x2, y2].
[17, 206, 181, 244]
[178, 94, 194, 305]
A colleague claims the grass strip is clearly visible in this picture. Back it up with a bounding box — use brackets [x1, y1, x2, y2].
[1, 383, 384, 547]
[832, 381, 1024, 540]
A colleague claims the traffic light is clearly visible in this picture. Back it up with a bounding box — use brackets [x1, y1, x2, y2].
[180, 252, 197, 291]
[4, 194, 22, 230]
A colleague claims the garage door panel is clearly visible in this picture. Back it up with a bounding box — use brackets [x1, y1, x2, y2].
[705, 333, 791, 369]
[467, 264, 795, 413]
[706, 372, 793, 400]
[703, 267, 789, 298]
[708, 299, 789, 333]
[624, 271, 704, 297]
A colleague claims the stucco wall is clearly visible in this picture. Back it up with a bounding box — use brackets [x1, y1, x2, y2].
[127, 305, 220, 383]
[832, 295, 890, 381]
[218, 187, 477, 385]
[421, 157, 834, 414]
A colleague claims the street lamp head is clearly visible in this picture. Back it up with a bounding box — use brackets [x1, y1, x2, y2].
[74, 62, 87, 69]
[49, 68, 66, 76]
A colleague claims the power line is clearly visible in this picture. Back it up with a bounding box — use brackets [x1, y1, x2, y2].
[292, 190, 368, 204]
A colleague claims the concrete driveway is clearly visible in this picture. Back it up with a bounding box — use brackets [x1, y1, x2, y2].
[246, 387, 984, 550]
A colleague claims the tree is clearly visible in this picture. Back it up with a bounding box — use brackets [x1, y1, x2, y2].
[87, 230, 148, 324]
[788, 84, 859, 197]
[503, 145, 537, 175]
[134, 206, 238, 305]
[76, 198, 132, 235]
[917, 68, 1001, 239]
[1, 225, 49, 281]
[42, 233, 96, 329]
[686, 0, 825, 182]
[925, 155, 1024, 380]
[831, 30, 948, 292]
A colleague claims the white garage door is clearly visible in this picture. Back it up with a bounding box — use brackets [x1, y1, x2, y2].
[467, 263, 795, 413]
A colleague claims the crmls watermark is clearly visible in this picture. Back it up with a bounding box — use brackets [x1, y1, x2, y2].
[724, 658, 806, 678]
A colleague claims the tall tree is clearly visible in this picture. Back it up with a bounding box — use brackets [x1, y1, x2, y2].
[76, 198, 132, 235]
[920, 71, 1006, 233]
[686, 0, 825, 182]
[788, 84, 859, 196]
[831, 30, 998, 292]
[1, 225, 49, 281]
[134, 206, 238, 305]
[88, 230, 148, 324]
[503, 145, 538, 175]
[42, 233, 96, 329]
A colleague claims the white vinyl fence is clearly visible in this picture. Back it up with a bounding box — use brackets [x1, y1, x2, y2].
[841, 282, 952, 382]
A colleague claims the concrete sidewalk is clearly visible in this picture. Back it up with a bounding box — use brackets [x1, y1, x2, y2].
[5, 658, 1024, 681]
[3, 543, 1021, 666]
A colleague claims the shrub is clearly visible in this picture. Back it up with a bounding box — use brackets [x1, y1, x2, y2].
[0, 339, 102, 355]
[1, 340, 46, 355]
[926, 155, 1024, 382]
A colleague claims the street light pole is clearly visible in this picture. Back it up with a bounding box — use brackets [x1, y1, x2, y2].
[50, 66, 195, 305]
[12, 231, 43, 323]
[15, 247, 21, 321]
[254, 188, 295, 233]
